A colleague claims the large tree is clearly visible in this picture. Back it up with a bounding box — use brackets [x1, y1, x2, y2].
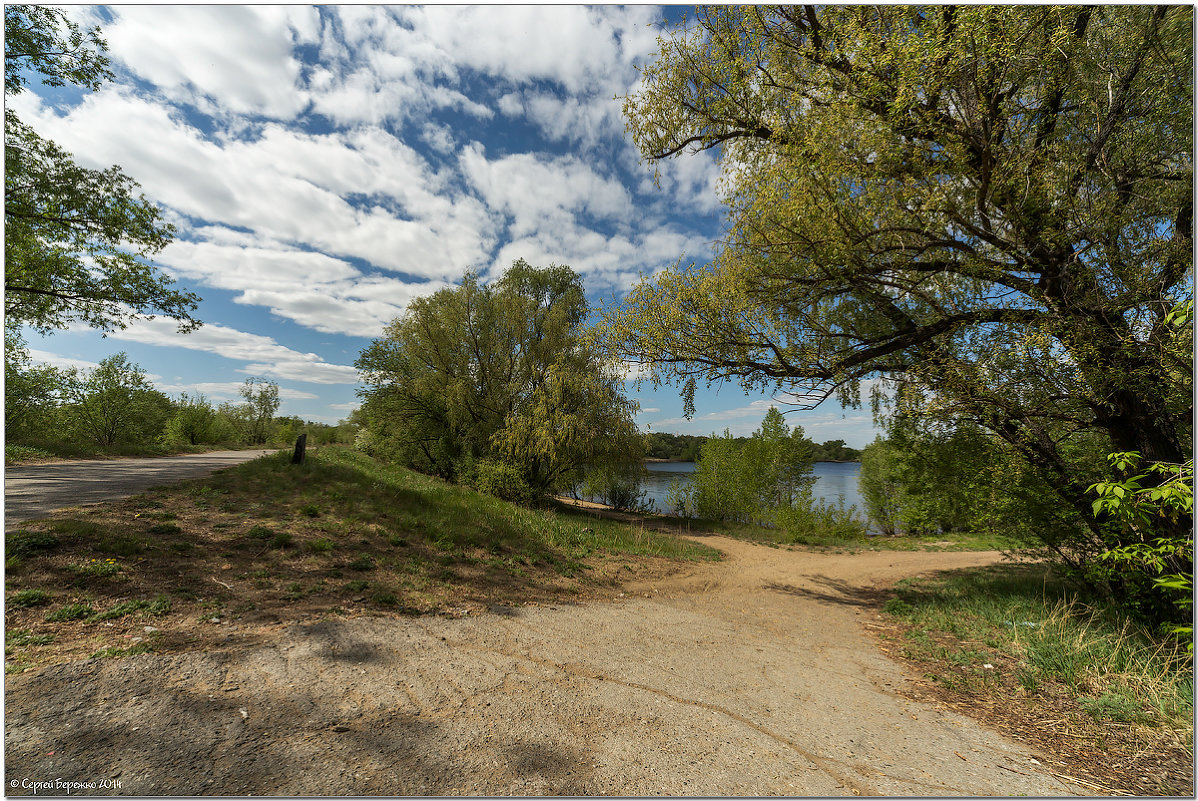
[4, 4, 199, 333]
[356, 260, 642, 496]
[603, 6, 1192, 550]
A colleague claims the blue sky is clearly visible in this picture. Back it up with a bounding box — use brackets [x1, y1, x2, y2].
[12, 5, 882, 448]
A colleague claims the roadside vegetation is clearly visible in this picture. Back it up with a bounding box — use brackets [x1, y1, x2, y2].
[874, 563, 1193, 796]
[3, 446, 718, 674]
[5, 343, 357, 465]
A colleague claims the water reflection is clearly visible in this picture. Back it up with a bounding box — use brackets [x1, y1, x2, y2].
[638, 461, 865, 518]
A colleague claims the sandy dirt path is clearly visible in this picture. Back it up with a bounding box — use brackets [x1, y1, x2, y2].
[4, 535, 1081, 796]
[4, 451, 274, 526]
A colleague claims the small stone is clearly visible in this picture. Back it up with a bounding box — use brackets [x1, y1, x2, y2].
[143, 626, 159, 633]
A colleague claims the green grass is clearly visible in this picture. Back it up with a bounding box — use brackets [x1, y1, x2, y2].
[882, 563, 1193, 731]
[86, 595, 172, 622]
[206, 447, 719, 568]
[695, 514, 1024, 552]
[45, 602, 94, 622]
[7, 588, 52, 609]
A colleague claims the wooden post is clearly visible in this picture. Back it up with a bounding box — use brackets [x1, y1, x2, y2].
[292, 433, 307, 465]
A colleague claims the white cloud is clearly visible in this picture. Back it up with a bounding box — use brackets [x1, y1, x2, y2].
[158, 235, 449, 338]
[154, 381, 319, 402]
[104, 6, 320, 120]
[460, 144, 633, 236]
[107, 318, 360, 385]
[27, 349, 100, 372]
[13, 91, 498, 285]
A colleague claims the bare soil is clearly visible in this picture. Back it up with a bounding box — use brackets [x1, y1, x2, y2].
[5, 530, 1092, 796]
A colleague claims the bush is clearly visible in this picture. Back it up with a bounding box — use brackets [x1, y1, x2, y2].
[580, 464, 650, 512]
[471, 459, 534, 505]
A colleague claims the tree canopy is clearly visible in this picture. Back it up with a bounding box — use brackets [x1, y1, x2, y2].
[603, 6, 1192, 539]
[356, 260, 642, 497]
[4, 4, 198, 333]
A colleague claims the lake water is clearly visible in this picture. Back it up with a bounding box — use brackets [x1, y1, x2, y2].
[639, 460, 865, 518]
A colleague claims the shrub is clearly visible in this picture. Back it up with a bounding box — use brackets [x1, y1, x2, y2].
[471, 459, 534, 505]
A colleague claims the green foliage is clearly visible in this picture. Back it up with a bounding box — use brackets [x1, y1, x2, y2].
[808, 440, 861, 462]
[357, 260, 643, 498]
[468, 459, 534, 506]
[161, 393, 233, 447]
[7, 588, 52, 609]
[4, 327, 64, 440]
[6, 530, 60, 558]
[238, 378, 281, 445]
[45, 602, 93, 622]
[1093, 451, 1194, 643]
[692, 409, 818, 528]
[605, 5, 1192, 572]
[644, 432, 707, 461]
[4, 6, 197, 334]
[578, 462, 651, 512]
[60, 353, 172, 449]
[859, 417, 1077, 542]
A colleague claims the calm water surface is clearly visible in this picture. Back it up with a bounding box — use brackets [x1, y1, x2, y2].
[640, 460, 865, 518]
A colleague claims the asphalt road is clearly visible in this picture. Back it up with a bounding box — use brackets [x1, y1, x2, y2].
[4, 450, 274, 527]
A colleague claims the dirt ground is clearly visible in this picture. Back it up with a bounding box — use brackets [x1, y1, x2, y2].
[4, 531, 1092, 797]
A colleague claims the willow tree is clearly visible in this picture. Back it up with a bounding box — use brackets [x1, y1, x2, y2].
[357, 260, 643, 498]
[604, 5, 1192, 556]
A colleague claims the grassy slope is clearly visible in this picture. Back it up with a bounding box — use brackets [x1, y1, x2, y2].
[5, 447, 718, 672]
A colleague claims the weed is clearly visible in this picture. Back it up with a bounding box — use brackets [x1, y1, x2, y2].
[87, 596, 172, 622]
[246, 525, 274, 541]
[272, 531, 293, 549]
[388, 535, 408, 547]
[304, 538, 334, 554]
[348, 555, 375, 571]
[300, 503, 321, 518]
[370, 589, 398, 607]
[7, 588, 52, 609]
[344, 579, 370, 592]
[148, 523, 182, 536]
[98, 535, 147, 556]
[68, 558, 121, 578]
[1081, 692, 1148, 723]
[45, 602, 94, 622]
[6, 531, 60, 558]
[6, 629, 54, 647]
[282, 582, 305, 600]
[90, 643, 153, 659]
[169, 541, 195, 553]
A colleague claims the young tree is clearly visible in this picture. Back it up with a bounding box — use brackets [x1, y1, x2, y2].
[692, 409, 814, 525]
[62, 353, 171, 449]
[238, 378, 281, 445]
[4, 5, 199, 334]
[161, 393, 231, 447]
[356, 260, 643, 497]
[604, 6, 1192, 556]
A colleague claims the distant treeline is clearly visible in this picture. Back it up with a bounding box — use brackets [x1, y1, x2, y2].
[6, 347, 357, 461]
[645, 431, 860, 462]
